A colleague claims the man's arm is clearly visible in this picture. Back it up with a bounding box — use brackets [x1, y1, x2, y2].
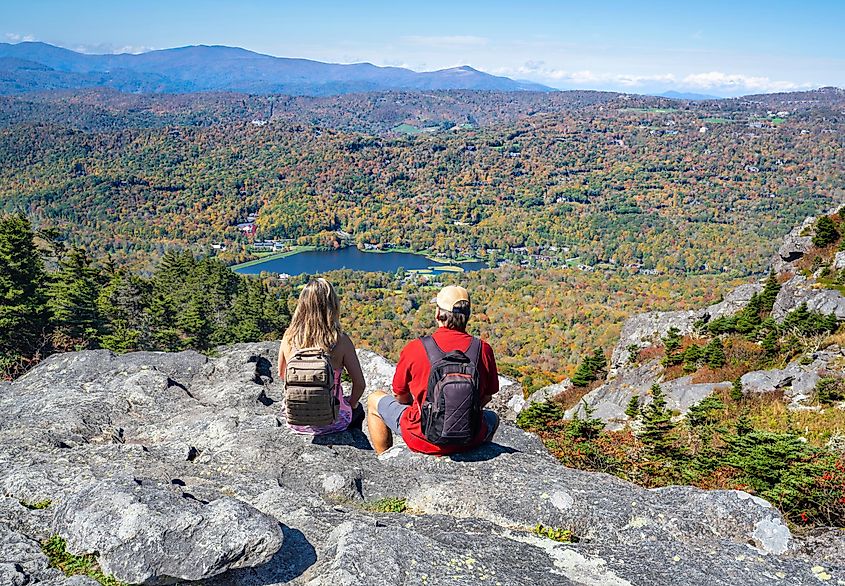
[392, 343, 415, 405]
[479, 341, 499, 407]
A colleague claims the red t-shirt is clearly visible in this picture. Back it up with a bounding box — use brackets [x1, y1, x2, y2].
[392, 327, 499, 455]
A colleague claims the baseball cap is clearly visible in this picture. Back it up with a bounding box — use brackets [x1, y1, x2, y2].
[432, 285, 471, 315]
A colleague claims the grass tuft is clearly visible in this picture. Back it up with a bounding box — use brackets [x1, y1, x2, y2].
[361, 497, 408, 513]
[533, 523, 575, 543]
[41, 534, 126, 586]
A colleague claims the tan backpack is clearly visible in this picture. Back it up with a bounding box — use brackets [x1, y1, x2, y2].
[284, 347, 337, 426]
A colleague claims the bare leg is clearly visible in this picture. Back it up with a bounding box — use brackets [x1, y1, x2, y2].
[367, 391, 393, 455]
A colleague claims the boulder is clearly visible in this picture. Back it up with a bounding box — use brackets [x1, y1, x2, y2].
[702, 283, 763, 321]
[567, 359, 730, 428]
[52, 480, 284, 585]
[609, 310, 703, 371]
[772, 274, 845, 320]
[525, 378, 572, 408]
[771, 217, 815, 275]
[3, 344, 845, 585]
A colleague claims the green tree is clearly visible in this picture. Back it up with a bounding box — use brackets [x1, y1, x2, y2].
[625, 395, 641, 419]
[759, 272, 781, 313]
[0, 214, 51, 375]
[571, 347, 607, 387]
[730, 378, 744, 402]
[639, 384, 677, 458]
[813, 215, 840, 248]
[703, 338, 726, 368]
[47, 247, 103, 347]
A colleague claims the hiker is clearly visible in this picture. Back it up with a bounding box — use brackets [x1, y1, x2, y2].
[367, 285, 499, 455]
[279, 277, 366, 434]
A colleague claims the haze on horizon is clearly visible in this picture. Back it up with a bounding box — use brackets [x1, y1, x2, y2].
[3, 0, 843, 97]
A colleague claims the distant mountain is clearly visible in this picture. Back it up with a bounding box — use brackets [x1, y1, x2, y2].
[657, 91, 722, 100]
[0, 42, 553, 95]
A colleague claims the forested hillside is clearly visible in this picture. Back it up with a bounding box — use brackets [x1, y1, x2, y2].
[1, 89, 842, 274]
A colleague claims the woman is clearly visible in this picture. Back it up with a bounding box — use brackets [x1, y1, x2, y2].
[279, 277, 366, 434]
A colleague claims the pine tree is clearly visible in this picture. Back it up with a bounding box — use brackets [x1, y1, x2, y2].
[625, 395, 641, 419]
[703, 338, 726, 368]
[47, 247, 103, 347]
[759, 272, 781, 314]
[639, 384, 676, 457]
[812, 215, 840, 248]
[0, 214, 50, 374]
[663, 327, 682, 353]
[571, 347, 607, 387]
[761, 328, 779, 356]
[735, 408, 753, 436]
[730, 378, 744, 402]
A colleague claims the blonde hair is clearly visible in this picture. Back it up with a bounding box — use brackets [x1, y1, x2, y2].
[283, 278, 342, 351]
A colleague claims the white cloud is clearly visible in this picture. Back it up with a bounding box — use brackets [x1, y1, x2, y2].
[495, 61, 815, 95]
[402, 35, 489, 48]
[680, 71, 811, 92]
[72, 43, 156, 55]
[5, 33, 36, 43]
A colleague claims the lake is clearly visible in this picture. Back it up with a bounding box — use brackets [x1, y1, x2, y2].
[233, 246, 487, 276]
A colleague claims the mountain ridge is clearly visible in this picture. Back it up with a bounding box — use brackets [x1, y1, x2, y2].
[0, 41, 553, 95]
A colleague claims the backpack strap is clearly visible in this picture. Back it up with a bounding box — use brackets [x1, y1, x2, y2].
[420, 335, 445, 365]
[465, 337, 482, 366]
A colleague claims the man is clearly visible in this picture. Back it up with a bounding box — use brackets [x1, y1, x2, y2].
[367, 285, 500, 455]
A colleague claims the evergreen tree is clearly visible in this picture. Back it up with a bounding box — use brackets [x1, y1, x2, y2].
[663, 327, 682, 353]
[735, 408, 753, 436]
[625, 395, 641, 419]
[761, 328, 779, 356]
[0, 214, 50, 374]
[759, 272, 781, 314]
[639, 384, 676, 457]
[47, 247, 103, 347]
[730, 378, 744, 402]
[97, 272, 151, 352]
[703, 338, 726, 368]
[812, 215, 840, 248]
[571, 347, 607, 387]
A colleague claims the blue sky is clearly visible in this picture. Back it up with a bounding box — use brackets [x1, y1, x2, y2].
[3, 0, 843, 95]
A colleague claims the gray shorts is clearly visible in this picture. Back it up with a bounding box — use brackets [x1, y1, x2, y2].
[376, 395, 500, 442]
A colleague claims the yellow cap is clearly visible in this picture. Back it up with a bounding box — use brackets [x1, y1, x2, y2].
[432, 285, 471, 314]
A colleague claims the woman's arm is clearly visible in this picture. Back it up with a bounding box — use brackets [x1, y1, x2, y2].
[278, 339, 288, 379]
[341, 334, 366, 409]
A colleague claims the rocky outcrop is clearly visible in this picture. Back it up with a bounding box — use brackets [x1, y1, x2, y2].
[772, 216, 815, 275]
[3, 344, 844, 585]
[566, 359, 732, 429]
[772, 274, 845, 319]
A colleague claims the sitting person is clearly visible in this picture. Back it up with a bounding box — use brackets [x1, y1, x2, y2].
[279, 278, 366, 434]
[367, 285, 499, 455]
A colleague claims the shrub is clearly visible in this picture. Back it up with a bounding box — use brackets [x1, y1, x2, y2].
[533, 524, 575, 543]
[362, 497, 408, 513]
[517, 401, 566, 432]
[816, 377, 845, 405]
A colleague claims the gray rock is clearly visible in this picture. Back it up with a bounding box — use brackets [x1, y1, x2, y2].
[526, 378, 572, 408]
[52, 479, 284, 585]
[610, 309, 703, 371]
[0, 523, 51, 585]
[4, 344, 845, 585]
[772, 217, 815, 274]
[833, 251, 845, 270]
[703, 283, 763, 321]
[772, 274, 845, 320]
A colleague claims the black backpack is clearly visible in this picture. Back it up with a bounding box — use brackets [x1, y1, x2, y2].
[419, 336, 483, 445]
